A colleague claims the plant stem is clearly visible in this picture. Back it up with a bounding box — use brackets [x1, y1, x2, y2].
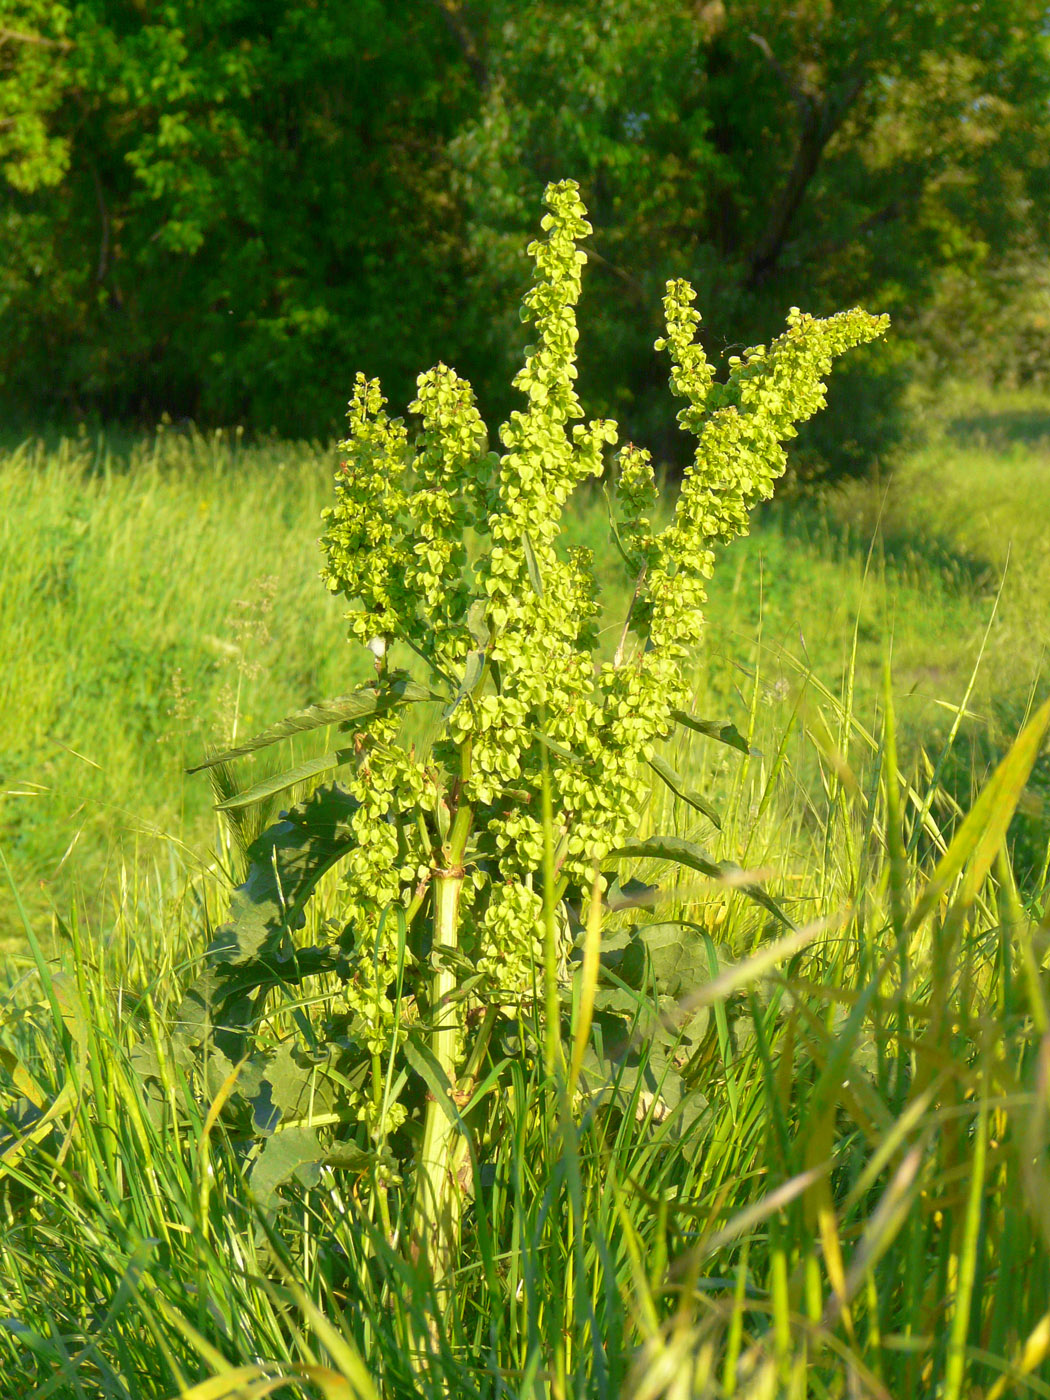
[414, 866, 465, 1308]
[415, 728, 477, 1320]
[540, 726, 562, 1077]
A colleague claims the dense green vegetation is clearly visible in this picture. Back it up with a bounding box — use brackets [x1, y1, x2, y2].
[1, 388, 1048, 1395]
[2, 383, 1046, 952]
[4, 0, 1050, 476]
[3, 10, 1050, 1388]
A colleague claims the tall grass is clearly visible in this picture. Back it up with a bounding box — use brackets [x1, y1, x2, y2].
[1, 400, 1049, 1397]
[2, 618, 1049, 1397]
[0, 427, 351, 947]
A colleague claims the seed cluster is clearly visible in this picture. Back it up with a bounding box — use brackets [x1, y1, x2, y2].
[318, 179, 886, 1120]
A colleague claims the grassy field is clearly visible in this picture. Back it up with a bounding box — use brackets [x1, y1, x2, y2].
[1, 386, 1049, 1398]
[2, 386, 1047, 949]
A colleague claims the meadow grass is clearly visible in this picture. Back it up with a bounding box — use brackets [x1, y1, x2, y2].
[3, 392, 1045, 948]
[830, 380, 1050, 708]
[1, 393, 1049, 1397]
[2, 638, 1048, 1398]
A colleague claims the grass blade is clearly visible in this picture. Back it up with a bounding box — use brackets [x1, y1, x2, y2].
[906, 695, 1050, 931]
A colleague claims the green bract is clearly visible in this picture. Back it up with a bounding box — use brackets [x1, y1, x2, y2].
[165, 179, 886, 1285]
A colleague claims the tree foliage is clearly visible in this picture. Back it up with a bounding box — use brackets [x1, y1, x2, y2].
[1, 0, 477, 432]
[446, 0, 1050, 475]
[2, 0, 1048, 475]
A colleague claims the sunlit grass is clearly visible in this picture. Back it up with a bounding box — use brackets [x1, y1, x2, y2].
[1, 392, 1048, 1397]
[4, 400, 1045, 945]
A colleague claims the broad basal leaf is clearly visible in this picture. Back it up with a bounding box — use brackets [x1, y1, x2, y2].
[168, 785, 360, 1062]
[248, 1125, 325, 1215]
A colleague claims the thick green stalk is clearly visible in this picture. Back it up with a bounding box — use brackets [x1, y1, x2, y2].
[414, 866, 465, 1301]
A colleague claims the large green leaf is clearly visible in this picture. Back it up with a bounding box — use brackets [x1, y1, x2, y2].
[670, 709, 755, 756]
[151, 788, 374, 1172]
[609, 835, 797, 930]
[563, 916, 721, 1140]
[623, 923, 714, 1001]
[247, 1125, 325, 1215]
[647, 754, 721, 828]
[215, 749, 356, 812]
[575, 1031, 708, 1142]
[264, 1036, 341, 1124]
[188, 673, 436, 773]
[169, 785, 360, 1062]
[602, 874, 660, 911]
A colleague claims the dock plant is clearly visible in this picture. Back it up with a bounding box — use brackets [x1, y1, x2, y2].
[149, 180, 887, 1298]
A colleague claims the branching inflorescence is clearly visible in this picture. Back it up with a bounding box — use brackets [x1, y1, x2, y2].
[318, 179, 886, 1100]
[173, 179, 885, 1288]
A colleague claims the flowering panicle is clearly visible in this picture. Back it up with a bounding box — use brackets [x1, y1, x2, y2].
[317, 178, 888, 1112]
[645, 282, 888, 660]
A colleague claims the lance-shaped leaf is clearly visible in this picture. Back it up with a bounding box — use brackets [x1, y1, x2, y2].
[215, 749, 357, 812]
[443, 649, 486, 721]
[527, 728, 585, 764]
[647, 754, 722, 828]
[403, 1032, 468, 1135]
[522, 529, 544, 597]
[601, 485, 637, 572]
[466, 598, 492, 648]
[670, 709, 756, 756]
[603, 874, 660, 911]
[608, 835, 797, 930]
[188, 673, 437, 773]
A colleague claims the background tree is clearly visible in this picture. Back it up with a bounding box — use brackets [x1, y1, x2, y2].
[444, 0, 1050, 477]
[0, 0, 477, 434]
[0, 1, 71, 190]
[2, 0, 1049, 478]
